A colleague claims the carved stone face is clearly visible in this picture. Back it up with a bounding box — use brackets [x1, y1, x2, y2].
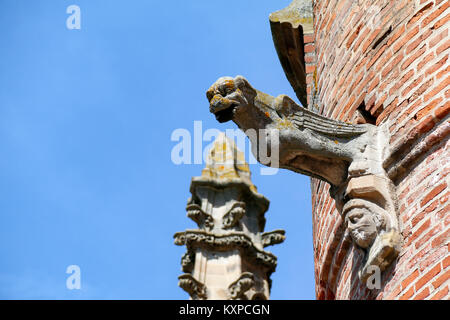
[343, 199, 386, 249]
[206, 76, 256, 123]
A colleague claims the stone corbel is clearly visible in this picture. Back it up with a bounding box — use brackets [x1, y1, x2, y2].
[340, 175, 402, 282]
[178, 274, 207, 300]
[228, 272, 255, 300]
[261, 230, 286, 247]
[222, 201, 246, 229]
[186, 202, 214, 231]
[206, 75, 402, 283]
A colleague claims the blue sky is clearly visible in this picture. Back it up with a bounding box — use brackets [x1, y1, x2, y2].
[0, 0, 315, 299]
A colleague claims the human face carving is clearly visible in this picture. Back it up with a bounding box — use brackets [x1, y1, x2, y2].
[344, 204, 379, 249]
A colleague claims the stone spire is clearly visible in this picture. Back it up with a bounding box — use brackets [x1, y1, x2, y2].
[174, 133, 285, 300]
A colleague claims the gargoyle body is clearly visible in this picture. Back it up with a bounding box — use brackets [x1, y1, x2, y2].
[207, 76, 384, 187]
[207, 76, 401, 282]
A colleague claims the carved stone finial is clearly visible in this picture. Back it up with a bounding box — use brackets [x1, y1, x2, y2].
[199, 132, 255, 190]
[175, 134, 285, 300]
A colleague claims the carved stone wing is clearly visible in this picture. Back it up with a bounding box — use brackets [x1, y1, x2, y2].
[291, 108, 367, 138]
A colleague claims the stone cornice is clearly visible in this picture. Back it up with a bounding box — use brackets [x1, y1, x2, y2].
[174, 230, 278, 271]
[190, 177, 270, 213]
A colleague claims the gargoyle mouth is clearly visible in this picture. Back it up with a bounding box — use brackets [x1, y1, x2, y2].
[209, 95, 238, 123]
[213, 104, 237, 123]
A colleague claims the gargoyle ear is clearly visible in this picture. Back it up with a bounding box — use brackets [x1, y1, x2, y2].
[275, 95, 302, 117]
[234, 76, 257, 100]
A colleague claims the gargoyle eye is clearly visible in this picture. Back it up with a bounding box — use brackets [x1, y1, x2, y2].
[206, 88, 215, 101]
[219, 80, 235, 96]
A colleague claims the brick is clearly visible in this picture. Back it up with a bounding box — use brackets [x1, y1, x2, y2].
[410, 78, 434, 101]
[430, 286, 449, 300]
[381, 53, 403, 78]
[391, 70, 415, 95]
[406, 29, 432, 54]
[402, 44, 426, 70]
[400, 286, 415, 300]
[444, 255, 450, 269]
[355, 71, 375, 94]
[425, 55, 449, 78]
[415, 263, 442, 291]
[435, 102, 450, 120]
[416, 97, 444, 120]
[408, 245, 431, 269]
[353, 26, 368, 52]
[415, 224, 443, 249]
[305, 55, 315, 63]
[407, 2, 433, 28]
[429, 28, 448, 48]
[402, 75, 424, 97]
[420, 183, 447, 207]
[417, 51, 435, 71]
[346, 24, 362, 49]
[401, 269, 419, 290]
[439, 191, 449, 205]
[420, 246, 448, 272]
[408, 218, 431, 246]
[387, 24, 406, 48]
[370, 93, 387, 116]
[393, 26, 419, 53]
[303, 34, 314, 44]
[412, 203, 433, 226]
[431, 229, 450, 248]
[376, 97, 398, 124]
[306, 65, 316, 74]
[362, 27, 382, 52]
[414, 287, 430, 300]
[304, 44, 315, 53]
[432, 269, 450, 288]
[385, 285, 402, 300]
[436, 39, 450, 55]
[432, 13, 450, 29]
[421, 2, 450, 28]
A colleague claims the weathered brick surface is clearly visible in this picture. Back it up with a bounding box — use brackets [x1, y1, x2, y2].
[309, 0, 449, 300]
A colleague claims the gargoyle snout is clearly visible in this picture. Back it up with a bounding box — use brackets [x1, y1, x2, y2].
[206, 78, 240, 123]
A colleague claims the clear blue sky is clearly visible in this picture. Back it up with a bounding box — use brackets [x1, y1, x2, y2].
[0, 0, 315, 299]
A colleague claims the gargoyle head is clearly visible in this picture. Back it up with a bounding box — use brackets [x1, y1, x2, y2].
[206, 76, 258, 123]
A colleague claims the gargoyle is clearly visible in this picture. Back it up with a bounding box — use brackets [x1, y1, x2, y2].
[206, 76, 401, 282]
[207, 76, 381, 187]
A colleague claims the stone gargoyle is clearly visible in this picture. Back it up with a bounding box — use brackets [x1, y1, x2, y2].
[206, 76, 401, 282]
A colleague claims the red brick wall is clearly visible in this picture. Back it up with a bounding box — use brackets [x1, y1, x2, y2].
[308, 0, 449, 299]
